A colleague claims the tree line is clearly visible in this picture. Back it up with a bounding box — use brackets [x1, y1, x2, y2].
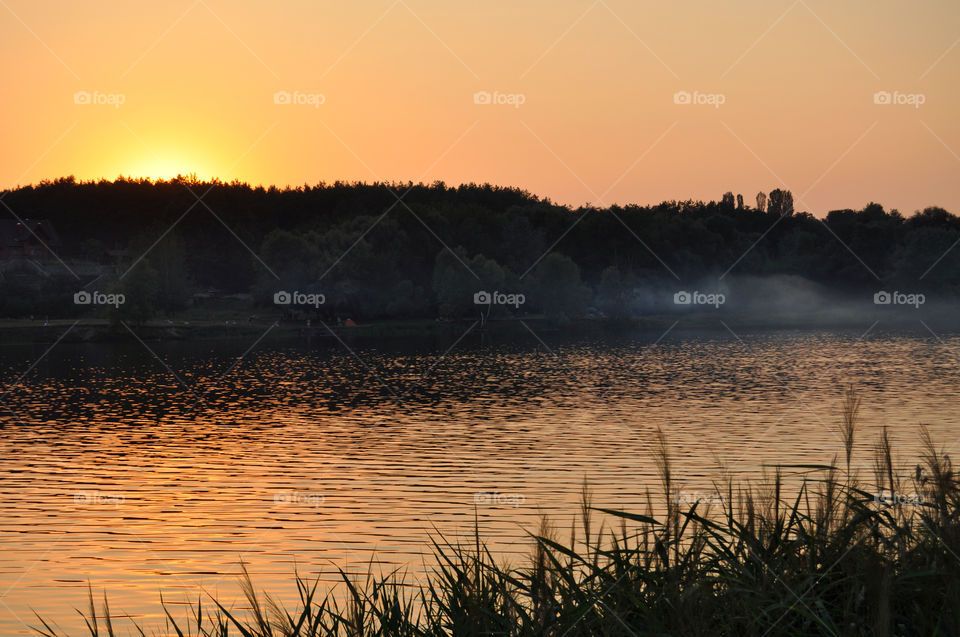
[2, 175, 958, 321]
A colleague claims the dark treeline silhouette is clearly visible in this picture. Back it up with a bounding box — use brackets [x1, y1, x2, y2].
[2, 175, 959, 321]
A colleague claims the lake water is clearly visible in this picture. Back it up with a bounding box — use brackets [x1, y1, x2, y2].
[1, 325, 958, 634]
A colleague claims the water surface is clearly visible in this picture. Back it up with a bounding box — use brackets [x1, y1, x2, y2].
[1, 327, 957, 634]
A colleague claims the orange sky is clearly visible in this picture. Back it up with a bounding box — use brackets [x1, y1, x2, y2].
[1, 0, 958, 215]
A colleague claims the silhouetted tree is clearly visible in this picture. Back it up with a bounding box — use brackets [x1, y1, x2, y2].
[432, 248, 506, 318]
[3, 178, 960, 322]
[112, 263, 159, 326]
[597, 265, 630, 318]
[756, 191, 767, 212]
[768, 189, 794, 216]
[152, 233, 189, 312]
[529, 253, 590, 319]
[721, 192, 735, 211]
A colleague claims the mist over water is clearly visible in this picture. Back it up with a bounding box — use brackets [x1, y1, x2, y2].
[604, 273, 950, 326]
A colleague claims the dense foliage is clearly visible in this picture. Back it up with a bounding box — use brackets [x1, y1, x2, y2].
[3, 176, 959, 320]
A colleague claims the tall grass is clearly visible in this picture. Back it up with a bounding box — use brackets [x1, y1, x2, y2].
[34, 393, 960, 636]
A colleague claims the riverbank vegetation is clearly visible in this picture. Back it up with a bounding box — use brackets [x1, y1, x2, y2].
[34, 392, 960, 635]
[4, 178, 960, 324]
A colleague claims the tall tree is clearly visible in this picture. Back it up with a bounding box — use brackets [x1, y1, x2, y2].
[768, 189, 794, 216]
[721, 192, 735, 211]
[529, 253, 590, 319]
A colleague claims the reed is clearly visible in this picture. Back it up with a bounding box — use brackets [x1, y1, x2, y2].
[33, 392, 960, 636]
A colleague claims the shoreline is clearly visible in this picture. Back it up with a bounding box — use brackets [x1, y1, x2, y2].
[0, 311, 951, 345]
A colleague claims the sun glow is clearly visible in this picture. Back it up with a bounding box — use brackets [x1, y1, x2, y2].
[1, 1, 958, 212]
[127, 157, 215, 183]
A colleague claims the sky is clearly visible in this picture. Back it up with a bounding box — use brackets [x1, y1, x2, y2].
[1, 0, 959, 215]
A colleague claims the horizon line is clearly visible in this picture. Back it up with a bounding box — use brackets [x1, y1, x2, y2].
[2, 174, 953, 218]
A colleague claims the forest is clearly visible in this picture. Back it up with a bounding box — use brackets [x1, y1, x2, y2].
[2, 175, 958, 321]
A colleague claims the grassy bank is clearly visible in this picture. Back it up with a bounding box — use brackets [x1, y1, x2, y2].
[34, 391, 960, 636]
